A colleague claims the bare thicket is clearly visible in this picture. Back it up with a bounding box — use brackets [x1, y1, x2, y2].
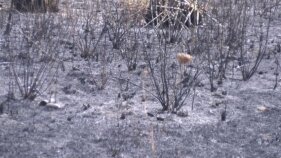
[195, 0, 281, 91]
[4, 13, 64, 100]
[102, 0, 134, 49]
[119, 28, 140, 71]
[143, 42, 200, 112]
[72, 1, 104, 59]
[137, 0, 203, 112]
[224, 0, 280, 81]
[71, 1, 112, 90]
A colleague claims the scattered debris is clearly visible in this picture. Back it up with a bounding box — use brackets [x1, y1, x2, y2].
[222, 91, 227, 96]
[120, 113, 126, 120]
[38, 100, 48, 106]
[78, 77, 86, 85]
[82, 104, 91, 111]
[212, 92, 225, 99]
[147, 112, 154, 117]
[260, 133, 273, 142]
[67, 116, 72, 121]
[197, 82, 204, 87]
[122, 91, 136, 101]
[38, 99, 65, 109]
[221, 105, 227, 121]
[0, 102, 3, 114]
[45, 102, 65, 109]
[221, 111, 226, 121]
[72, 66, 80, 71]
[211, 100, 225, 108]
[257, 106, 268, 112]
[177, 110, 188, 118]
[156, 116, 164, 121]
[62, 85, 76, 94]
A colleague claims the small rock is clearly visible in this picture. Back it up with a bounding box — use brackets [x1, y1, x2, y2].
[141, 96, 146, 102]
[121, 101, 128, 107]
[78, 77, 86, 85]
[257, 106, 268, 112]
[22, 127, 29, 132]
[27, 94, 37, 101]
[257, 138, 262, 145]
[221, 111, 226, 121]
[67, 116, 72, 121]
[72, 66, 80, 71]
[211, 86, 217, 92]
[117, 93, 121, 99]
[147, 112, 154, 117]
[197, 82, 204, 87]
[177, 111, 188, 117]
[156, 117, 164, 121]
[82, 104, 91, 111]
[39, 100, 48, 106]
[221, 105, 227, 121]
[46, 102, 65, 109]
[222, 91, 227, 96]
[120, 113, 126, 120]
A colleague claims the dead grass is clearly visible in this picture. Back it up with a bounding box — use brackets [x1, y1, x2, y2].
[120, 0, 149, 12]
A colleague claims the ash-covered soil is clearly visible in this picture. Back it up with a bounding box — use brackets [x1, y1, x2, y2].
[0, 0, 281, 158]
[0, 64, 281, 158]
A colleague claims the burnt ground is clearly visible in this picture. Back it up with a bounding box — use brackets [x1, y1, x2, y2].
[0, 0, 281, 158]
[2, 60, 281, 158]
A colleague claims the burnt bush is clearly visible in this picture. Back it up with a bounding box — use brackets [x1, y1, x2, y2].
[144, 0, 204, 28]
[4, 13, 65, 100]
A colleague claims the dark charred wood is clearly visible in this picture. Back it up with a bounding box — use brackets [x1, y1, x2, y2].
[12, 0, 59, 13]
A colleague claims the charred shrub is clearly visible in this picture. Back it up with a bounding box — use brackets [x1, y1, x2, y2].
[6, 13, 64, 100]
[144, 0, 203, 28]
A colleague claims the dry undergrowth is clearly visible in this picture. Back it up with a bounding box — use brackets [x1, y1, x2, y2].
[119, 0, 204, 27]
[120, 0, 149, 12]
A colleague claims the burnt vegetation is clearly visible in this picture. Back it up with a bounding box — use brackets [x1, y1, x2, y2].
[0, 0, 280, 112]
[12, 0, 59, 12]
[1, 0, 281, 157]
